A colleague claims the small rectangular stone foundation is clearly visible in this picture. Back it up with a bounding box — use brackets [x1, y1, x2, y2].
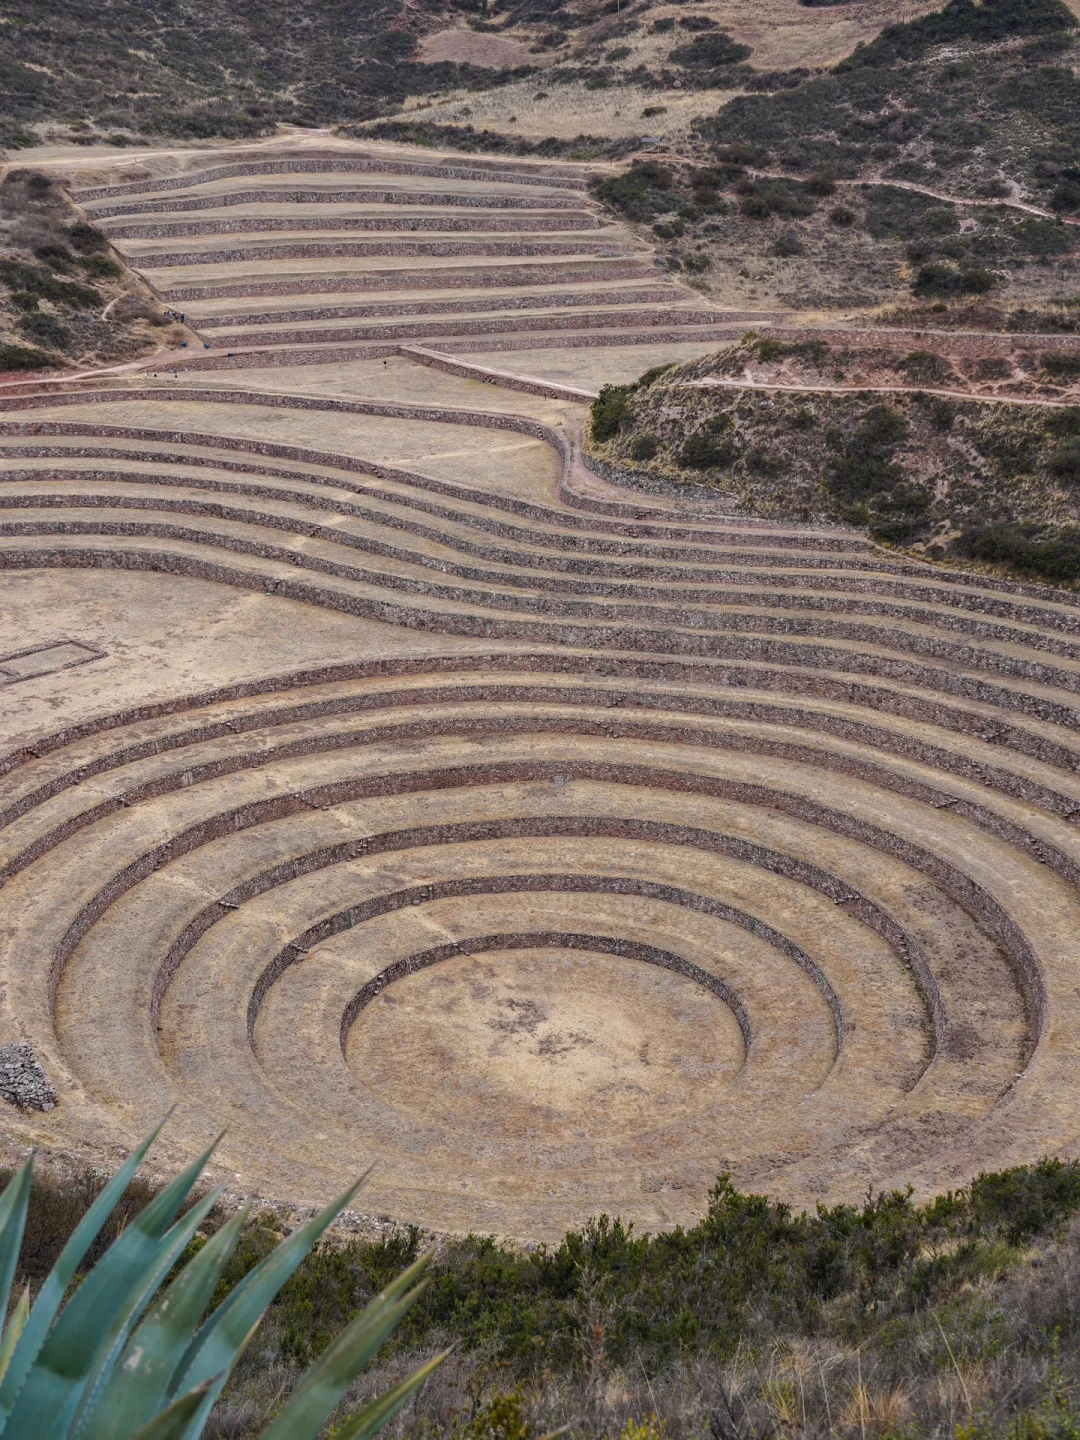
[0, 640, 105, 685]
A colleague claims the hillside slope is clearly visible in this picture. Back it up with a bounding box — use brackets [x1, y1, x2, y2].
[587, 333, 1080, 578]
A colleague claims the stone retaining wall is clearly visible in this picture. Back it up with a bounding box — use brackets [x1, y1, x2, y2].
[104, 212, 601, 240]
[582, 448, 738, 505]
[125, 324, 739, 373]
[3, 395, 863, 551]
[756, 325, 1080, 359]
[86, 189, 587, 218]
[7, 499, 1080, 685]
[248, 841, 849, 1045]
[72, 157, 590, 203]
[218, 307, 718, 348]
[400, 346, 596, 401]
[134, 238, 630, 268]
[339, 931, 754, 1049]
[160, 260, 653, 300]
[28, 730, 1034, 1042]
[197, 287, 681, 328]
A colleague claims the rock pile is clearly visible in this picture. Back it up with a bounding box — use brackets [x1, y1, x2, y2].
[0, 1044, 57, 1111]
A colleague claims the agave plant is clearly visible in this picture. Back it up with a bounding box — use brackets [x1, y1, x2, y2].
[0, 1120, 444, 1440]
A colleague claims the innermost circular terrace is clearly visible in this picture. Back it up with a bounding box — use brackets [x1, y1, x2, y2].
[346, 942, 747, 1142]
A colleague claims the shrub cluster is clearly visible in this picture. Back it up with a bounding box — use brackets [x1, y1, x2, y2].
[588, 366, 673, 444]
[957, 520, 1080, 580]
[163, 1160, 1080, 1374]
[0, 342, 61, 373]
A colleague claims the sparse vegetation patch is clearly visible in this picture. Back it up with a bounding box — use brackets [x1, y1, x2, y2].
[588, 338, 1080, 579]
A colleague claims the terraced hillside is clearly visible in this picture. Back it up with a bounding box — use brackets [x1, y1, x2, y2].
[3, 140, 1080, 1241]
[69, 142, 748, 386]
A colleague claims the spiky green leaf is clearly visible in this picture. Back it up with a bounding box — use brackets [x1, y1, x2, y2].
[330, 1350, 449, 1440]
[0, 1290, 29, 1389]
[6, 1138, 222, 1440]
[172, 1170, 371, 1398]
[162, 1321, 263, 1440]
[127, 1380, 217, 1440]
[81, 1208, 249, 1440]
[0, 1120, 169, 1430]
[71, 1182, 227, 1440]
[0, 1161, 32, 1338]
[261, 1272, 430, 1440]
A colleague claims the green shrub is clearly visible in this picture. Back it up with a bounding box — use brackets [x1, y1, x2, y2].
[826, 403, 909, 506]
[81, 254, 123, 279]
[805, 171, 837, 195]
[1042, 350, 1080, 381]
[0, 343, 60, 372]
[680, 416, 737, 469]
[33, 244, 75, 272]
[866, 187, 958, 240]
[772, 230, 806, 256]
[1048, 437, 1080, 478]
[0, 260, 100, 309]
[630, 434, 660, 460]
[1052, 177, 1080, 213]
[637, 363, 674, 388]
[65, 222, 109, 254]
[20, 311, 70, 348]
[1047, 405, 1080, 435]
[900, 349, 954, 383]
[1012, 217, 1073, 255]
[753, 337, 830, 364]
[669, 32, 751, 66]
[957, 521, 1080, 582]
[590, 383, 635, 442]
[961, 267, 997, 294]
[970, 1158, 1080, 1242]
[370, 29, 419, 61]
[913, 263, 996, 297]
[869, 483, 933, 542]
[592, 162, 672, 221]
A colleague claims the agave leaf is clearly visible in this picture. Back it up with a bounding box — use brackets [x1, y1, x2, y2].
[80, 1208, 250, 1440]
[172, 1169, 372, 1397]
[0, 1160, 32, 1335]
[127, 1380, 217, 1440]
[6, 1136, 222, 1440]
[329, 1350, 449, 1440]
[160, 1320, 263, 1440]
[260, 1274, 430, 1440]
[0, 1289, 29, 1388]
[0, 1119, 169, 1429]
[71, 1183, 228, 1440]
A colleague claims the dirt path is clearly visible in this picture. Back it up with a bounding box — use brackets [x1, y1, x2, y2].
[687, 376, 1078, 406]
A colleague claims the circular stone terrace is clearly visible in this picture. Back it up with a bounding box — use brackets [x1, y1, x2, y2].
[0, 137, 1077, 1240]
